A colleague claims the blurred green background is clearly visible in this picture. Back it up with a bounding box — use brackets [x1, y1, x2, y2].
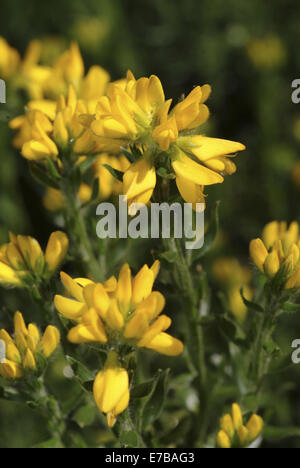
[1, 0, 300, 448]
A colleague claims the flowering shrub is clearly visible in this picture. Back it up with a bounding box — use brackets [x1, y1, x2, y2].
[0, 35, 299, 449]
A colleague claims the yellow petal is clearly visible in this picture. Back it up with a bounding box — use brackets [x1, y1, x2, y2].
[216, 430, 231, 448]
[238, 425, 249, 447]
[220, 414, 234, 439]
[60, 271, 84, 301]
[0, 359, 23, 379]
[40, 326, 60, 357]
[232, 403, 243, 430]
[123, 158, 156, 206]
[0, 261, 22, 286]
[176, 176, 205, 210]
[172, 152, 223, 186]
[117, 263, 132, 312]
[93, 366, 129, 414]
[45, 232, 69, 273]
[23, 348, 36, 369]
[132, 265, 155, 305]
[264, 250, 280, 276]
[249, 238, 268, 272]
[246, 414, 264, 442]
[54, 295, 87, 321]
[137, 314, 171, 347]
[145, 332, 184, 356]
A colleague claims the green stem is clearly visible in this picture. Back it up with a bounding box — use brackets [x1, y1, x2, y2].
[29, 376, 66, 446]
[164, 237, 208, 446]
[60, 176, 104, 282]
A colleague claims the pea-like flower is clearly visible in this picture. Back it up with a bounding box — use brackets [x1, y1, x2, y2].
[213, 257, 253, 324]
[0, 231, 69, 287]
[217, 403, 264, 448]
[84, 70, 245, 210]
[54, 261, 183, 356]
[0, 37, 20, 79]
[250, 221, 300, 288]
[93, 351, 130, 427]
[0, 311, 60, 379]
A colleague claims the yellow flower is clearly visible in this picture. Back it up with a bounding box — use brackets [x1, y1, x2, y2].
[0, 37, 20, 79]
[250, 221, 300, 288]
[247, 35, 285, 70]
[217, 403, 264, 448]
[11, 85, 98, 162]
[123, 157, 157, 213]
[213, 257, 253, 323]
[0, 231, 68, 287]
[0, 311, 60, 379]
[54, 261, 183, 356]
[93, 351, 130, 427]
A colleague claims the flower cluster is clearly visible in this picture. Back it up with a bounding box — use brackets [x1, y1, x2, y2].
[217, 403, 264, 448]
[0, 231, 68, 287]
[54, 261, 183, 425]
[0, 312, 60, 379]
[84, 71, 245, 209]
[213, 257, 253, 323]
[0, 37, 110, 101]
[250, 221, 300, 288]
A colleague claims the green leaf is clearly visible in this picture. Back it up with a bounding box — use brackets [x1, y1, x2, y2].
[73, 404, 96, 427]
[120, 430, 139, 447]
[65, 356, 95, 383]
[192, 201, 220, 261]
[29, 163, 60, 189]
[102, 164, 124, 182]
[32, 437, 64, 448]
[240, 288, 265, 313]
[46, 158, 61, 179]
[78, 154, 98, 173]
[281, 302, 300, 312]
[142, 369, 170, 429]
[131, 380, 156, 398]
[120, 147, 136, 163]
[264, 425, 300, 441]
[159, 250, 178, 263]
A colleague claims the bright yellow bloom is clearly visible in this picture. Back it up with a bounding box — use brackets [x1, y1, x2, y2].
[0, 231, 68, 287]
[0, 37, 20, 79]
[8, 40, 110, 103]
[11, 85, 98, 162]
[93, 351, 130, 427]
[213, 257, 253, 323]
[250, 221, 300, 288]
[0, 311, 60, 379]
[87, 71, 245, 209]
[54, 261, 183, 356]
[217, 403, 264, 448]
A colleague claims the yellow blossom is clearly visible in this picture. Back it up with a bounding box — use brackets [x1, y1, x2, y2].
[93, 351, 130, 427]
[217, 403, 263, 448]
[0, 231, 68, 287]
[0, 312, 60, 379]
[213, 257, 253, 323]
[54, 261, 183, 356]
[250, 221, 300, 289]
[0, 37, 20, 79]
